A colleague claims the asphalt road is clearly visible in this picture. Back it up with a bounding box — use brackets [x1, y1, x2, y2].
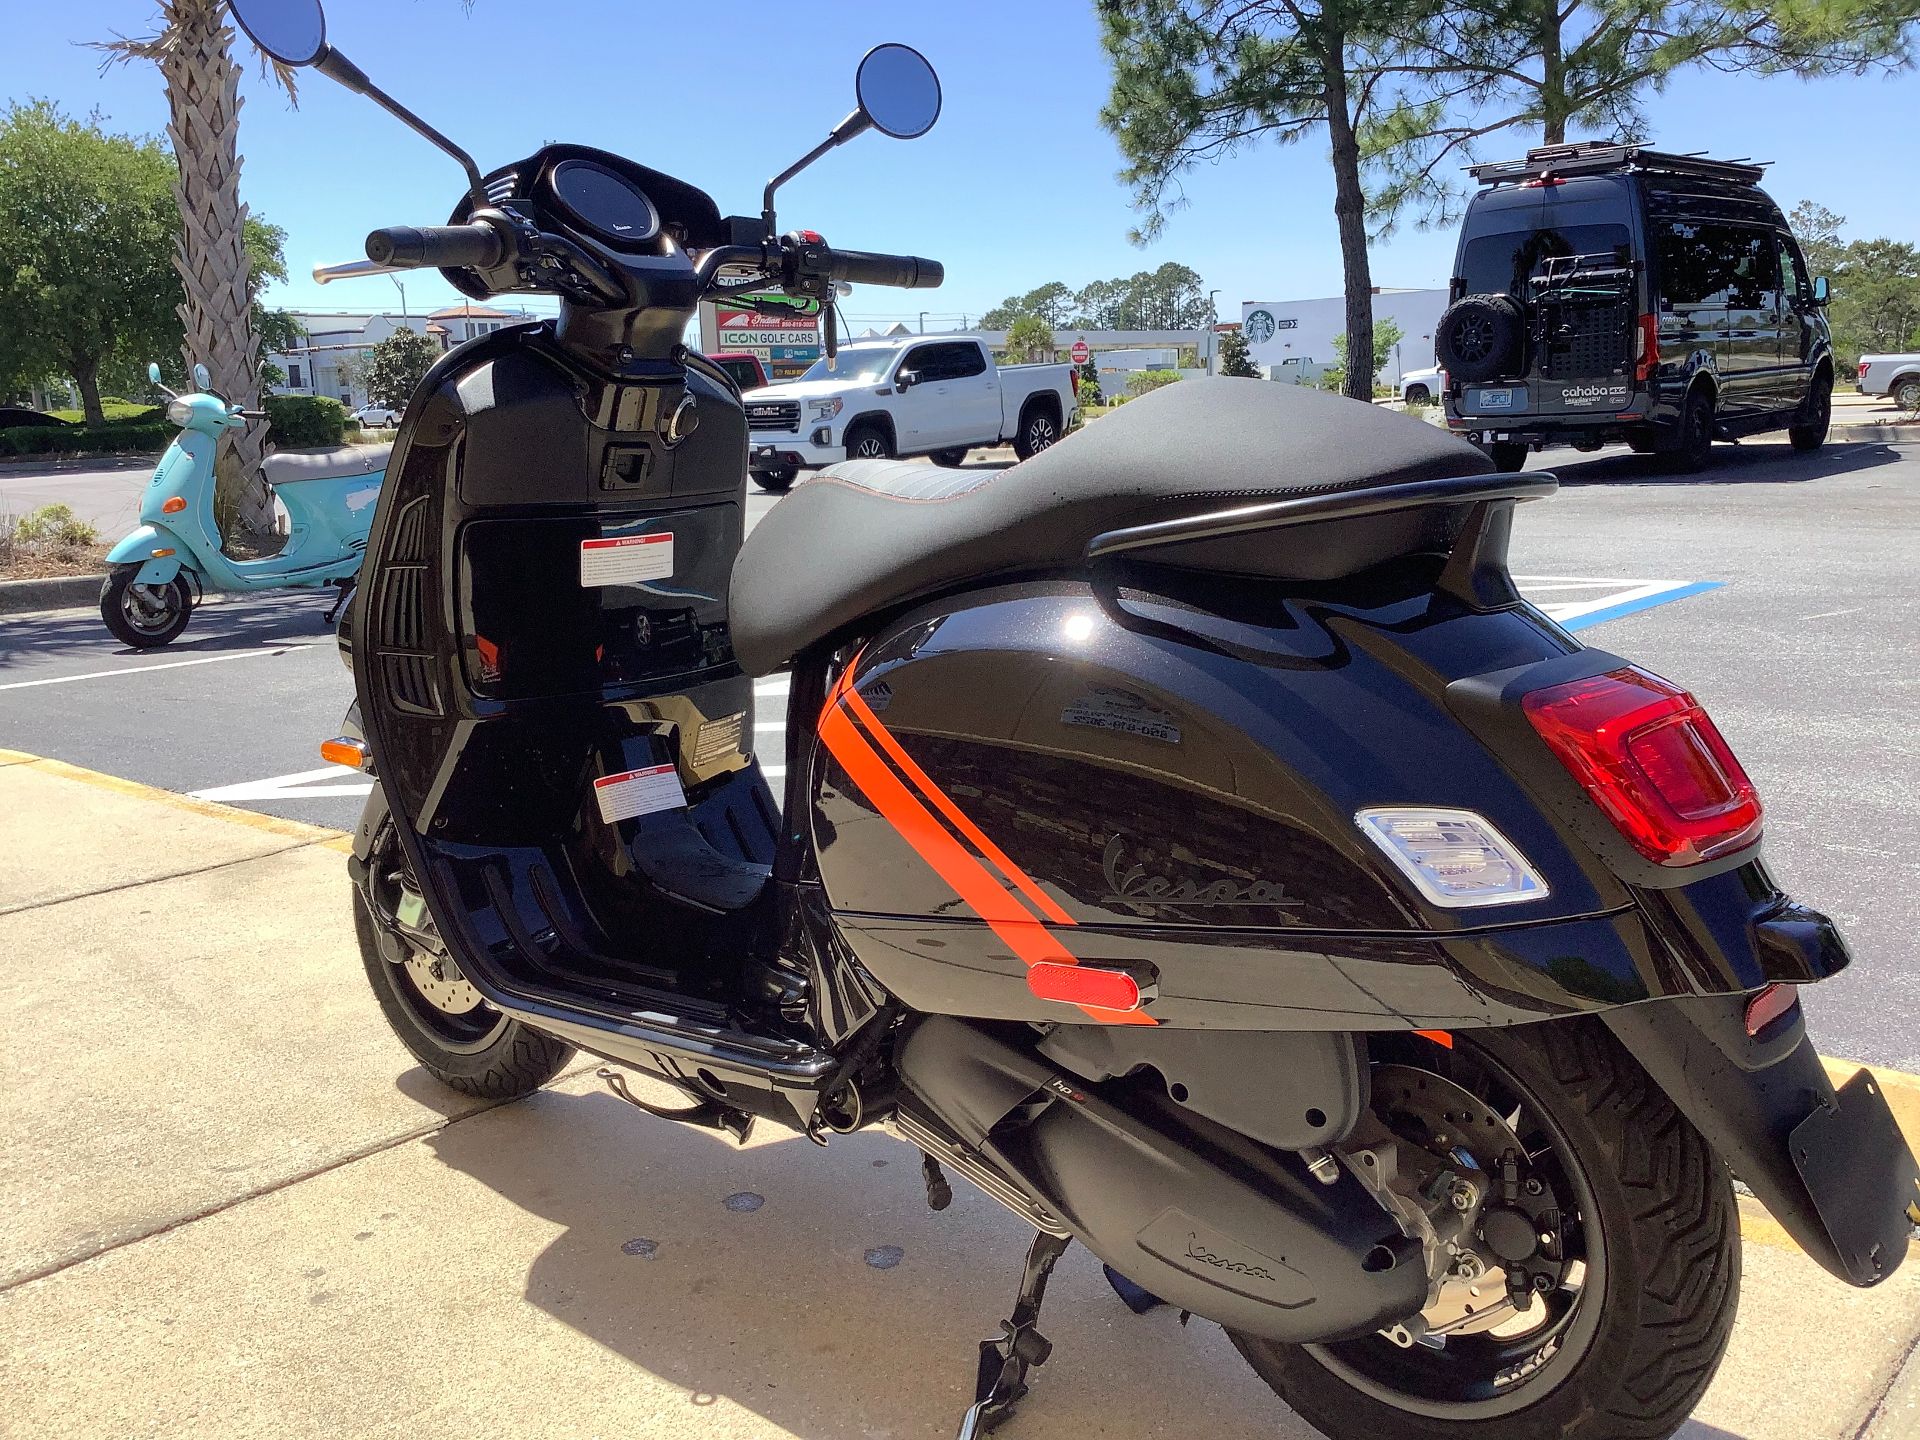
[2, 436, 1915, 1068]
[0, 458, 154, 537]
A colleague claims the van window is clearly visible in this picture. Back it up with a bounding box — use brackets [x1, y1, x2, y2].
[1777, 234, 1811, 305]
[1655, 221, 1779, 308]
[1460, 224, 1632, 297]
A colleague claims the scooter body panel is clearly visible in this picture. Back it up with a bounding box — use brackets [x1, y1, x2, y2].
[810, 577, 1847, 1029]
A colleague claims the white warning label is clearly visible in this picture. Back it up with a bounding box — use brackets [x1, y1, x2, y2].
[592, 763, 685, 823]
[579, 532, 673, 587]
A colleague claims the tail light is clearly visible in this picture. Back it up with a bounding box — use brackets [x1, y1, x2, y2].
[1635, 314, 1660, 381]
[1858, 361, 1870, 382]
[1522, 667, 1762, 866]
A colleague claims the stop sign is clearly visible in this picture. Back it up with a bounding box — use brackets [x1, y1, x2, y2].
[1070, 340, 1091, 365]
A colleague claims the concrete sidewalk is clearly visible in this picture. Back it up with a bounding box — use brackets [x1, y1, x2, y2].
[2, 750, 1917, 1439]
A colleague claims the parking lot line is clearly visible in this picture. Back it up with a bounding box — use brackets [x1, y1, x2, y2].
[0, 643, 321, 693]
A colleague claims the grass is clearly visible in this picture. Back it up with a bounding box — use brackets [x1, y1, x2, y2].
[44, 401, 161, 424]
[0, 508, 109, 580]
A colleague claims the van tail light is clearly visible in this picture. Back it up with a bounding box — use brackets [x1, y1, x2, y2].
[1521, 667, 1762, 866]
[1635, 314, 1660, 381]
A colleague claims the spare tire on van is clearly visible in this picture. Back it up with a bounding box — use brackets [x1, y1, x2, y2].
[1435, 294, 1525, 384]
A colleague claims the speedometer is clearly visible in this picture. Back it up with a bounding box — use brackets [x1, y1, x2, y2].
[549, 159, 661, 249]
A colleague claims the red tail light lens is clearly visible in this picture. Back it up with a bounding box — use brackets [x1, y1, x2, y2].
[1635, 314, 1660, 381]
[1522, 667, 1762, 866]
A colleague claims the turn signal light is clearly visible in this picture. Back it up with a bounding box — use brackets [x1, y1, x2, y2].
[1523, 667, 1762, 866]
[150, 547, 175, 558]
[1026, 961, 1143, 1013]
[162, 496, 187, 514]
[319, 737, 368, 770]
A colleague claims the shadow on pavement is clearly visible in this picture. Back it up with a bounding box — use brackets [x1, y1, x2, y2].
[1545, 438, 1906, 487]
[0, 590, 336, 670]
[423, 1083, 1319, 1439]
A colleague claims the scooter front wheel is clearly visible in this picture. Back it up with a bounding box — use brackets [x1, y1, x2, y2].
[99, 569, 192, 648]
[1231, 1019, 1739, 1440]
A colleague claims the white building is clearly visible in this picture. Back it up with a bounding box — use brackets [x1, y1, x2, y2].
[1240, 288, 1449, 386]
[268, 303, 529, 409]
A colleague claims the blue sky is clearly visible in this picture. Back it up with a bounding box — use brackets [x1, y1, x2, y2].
[9, 1, 1918, 330]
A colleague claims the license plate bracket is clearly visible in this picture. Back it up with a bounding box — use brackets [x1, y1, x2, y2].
[1465, 385, 1523, 413]
[1790, 1068, 1920, 1285]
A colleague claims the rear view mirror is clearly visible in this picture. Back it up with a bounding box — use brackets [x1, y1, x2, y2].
[226, 0, 328, 67]
[193, 363, 211, 390]
[855, 44, 942, 140]
[896, 369, 920, 390]
[1812, 275, 1830, 305]
[147, 362, 163, 385]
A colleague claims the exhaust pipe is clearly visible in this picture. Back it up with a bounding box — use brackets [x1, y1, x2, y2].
[896, 1017, 1426, 1344]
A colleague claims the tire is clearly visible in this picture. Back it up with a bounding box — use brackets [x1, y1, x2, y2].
[1626, 431, 1657, 454]
[1892, 376, 1920, 413]
[1663, 386, 1716, 473]
[100, 569, 192, 648]
[1012, 404, 1060, 460]
[751, 466, 796, 493]
[1487, 441, 1530, 473]
[1789, 370, 1832, 452]
[930, 447, 969, 467]
[1232, 1019, 1739, 1440]
[844, 423, 893, 461]
[1403, 385, 1431, 406]
[355, 812, 573, 1099]
[1435, 295, 1525, 385]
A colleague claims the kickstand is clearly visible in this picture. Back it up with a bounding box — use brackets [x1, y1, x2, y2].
[955, 1230, 1071, 1439]
[322, 578, 355, 627]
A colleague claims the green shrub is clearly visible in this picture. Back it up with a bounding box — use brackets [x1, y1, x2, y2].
[264, 394, 347, 448]
[1125, 368, 1183, 399]
[0, 421, 174, 456]
[13, 503, 99, 547]
[45, 401, 163, 425]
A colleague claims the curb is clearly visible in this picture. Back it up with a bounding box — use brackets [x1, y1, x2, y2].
[0, 748, 353, 854]
[0, 573, 105, 616]
[1832, 423, 1919, 443]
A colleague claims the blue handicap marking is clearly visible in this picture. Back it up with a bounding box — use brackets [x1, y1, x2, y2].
[1514, 576, 1722, 632]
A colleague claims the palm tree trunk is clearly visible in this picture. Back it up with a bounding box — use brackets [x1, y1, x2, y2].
[155, 0, 272, 537]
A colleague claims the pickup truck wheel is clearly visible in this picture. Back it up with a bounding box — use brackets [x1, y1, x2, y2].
[930, 447, 968, 467]
[845, 424, 892, 461]
[1013, 406, 1059, 460]
[1403, 384, 1431, 406]
[750, 466, 796, 492]
[1894, 376, 1920, 413]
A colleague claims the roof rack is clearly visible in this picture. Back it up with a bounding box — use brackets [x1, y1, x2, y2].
[1468, 142, 1767, 187]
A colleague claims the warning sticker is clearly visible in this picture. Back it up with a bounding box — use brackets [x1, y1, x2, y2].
[579, 532, 673, 587]
[592, 763, 685, 823]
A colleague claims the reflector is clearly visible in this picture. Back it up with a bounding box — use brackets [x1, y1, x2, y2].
[1026, 961, 1142, 1013]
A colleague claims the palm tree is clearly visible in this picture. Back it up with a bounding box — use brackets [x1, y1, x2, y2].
[99, 2, 282, 535]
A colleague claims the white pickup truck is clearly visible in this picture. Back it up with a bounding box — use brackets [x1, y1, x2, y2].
[1857, 353, 1920, 412]
[741, 335, 1079, 491]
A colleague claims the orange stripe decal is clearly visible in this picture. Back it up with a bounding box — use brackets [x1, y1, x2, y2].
[819, 683, 1154, 1025]
[840, 682, 1076, 927]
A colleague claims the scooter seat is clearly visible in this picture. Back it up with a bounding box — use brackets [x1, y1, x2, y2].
[262, 444, 392, 484]
[728, 378, 1493, 675]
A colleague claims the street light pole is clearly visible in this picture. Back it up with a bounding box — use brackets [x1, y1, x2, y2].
[918, 311, 928, 333]
[1206, 288, 1220, 374]
[389, 274, 408, 324]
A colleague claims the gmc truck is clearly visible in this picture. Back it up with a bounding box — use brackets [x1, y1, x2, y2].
[742, 335, 1079, 491]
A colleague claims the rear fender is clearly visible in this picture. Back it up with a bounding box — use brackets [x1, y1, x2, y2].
[1603, 994, 1920, 1286]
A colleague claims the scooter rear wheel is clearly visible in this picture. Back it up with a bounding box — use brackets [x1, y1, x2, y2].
[100, 569, 191, 648]
[1231, 1019, 1738, 1440]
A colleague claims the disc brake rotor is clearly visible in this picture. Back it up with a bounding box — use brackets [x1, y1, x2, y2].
[1370, 1065, 1572, 1343]
[401, 950, 486, 1015]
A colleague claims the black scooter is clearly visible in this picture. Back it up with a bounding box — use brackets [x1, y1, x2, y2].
[230, 2, 1920, 1436]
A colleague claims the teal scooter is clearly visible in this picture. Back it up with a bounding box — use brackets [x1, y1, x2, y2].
[100, 362, 389, 647]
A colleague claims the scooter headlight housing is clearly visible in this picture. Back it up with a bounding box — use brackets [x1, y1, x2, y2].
[166, 398, 194, 427]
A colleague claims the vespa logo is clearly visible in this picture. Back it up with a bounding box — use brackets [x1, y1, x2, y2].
[1101, 835, 1299, 911]
[1185, 1232, 1283, 1284]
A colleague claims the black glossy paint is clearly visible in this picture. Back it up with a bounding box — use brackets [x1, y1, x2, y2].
[810, 573, 1842, 1027]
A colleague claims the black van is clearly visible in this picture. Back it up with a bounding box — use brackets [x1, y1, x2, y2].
[1436, 143, 1833, 471]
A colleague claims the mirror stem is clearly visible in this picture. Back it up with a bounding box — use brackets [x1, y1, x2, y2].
[314, 47, 489, 210]
[760, 111, 872, 239]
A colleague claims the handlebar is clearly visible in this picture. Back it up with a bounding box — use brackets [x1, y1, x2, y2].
[825, 248, 944, 290]
[365, 223, 503, 270]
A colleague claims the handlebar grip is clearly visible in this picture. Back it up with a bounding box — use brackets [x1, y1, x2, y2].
[828, 249, 945, 290]
[365, 223, 502, 270]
